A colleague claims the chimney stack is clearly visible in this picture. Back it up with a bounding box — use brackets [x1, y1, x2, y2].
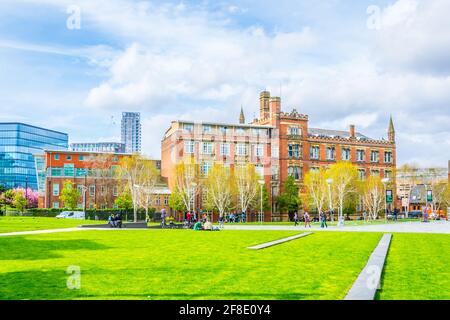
[260, 91, 270, 119]
[349, 125, 356, 139]
[269, 97, 281, 118]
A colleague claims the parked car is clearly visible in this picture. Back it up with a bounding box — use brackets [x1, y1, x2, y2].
[407, 210, 422, 219]
[56, 211, 85, 220]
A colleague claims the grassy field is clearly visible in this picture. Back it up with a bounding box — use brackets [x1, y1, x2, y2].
[0, 216, 103, 233]
[0, 230, 381, 300]
[376, 233, 450, 300]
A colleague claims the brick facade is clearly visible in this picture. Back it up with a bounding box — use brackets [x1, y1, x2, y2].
[41, 150, 170, 212]
[161, 90, 397, 221]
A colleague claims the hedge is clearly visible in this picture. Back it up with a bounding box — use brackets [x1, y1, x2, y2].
[7, 207, 158, 221]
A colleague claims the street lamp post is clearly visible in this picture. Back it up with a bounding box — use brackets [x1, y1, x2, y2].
[258, 180, 265, 224]
[191, 182, 197, 213]
[326, 178, 333, 222]
[382, 178, 390, 223]
[81, 185, 88, 213]
[25, 176, 28, 210]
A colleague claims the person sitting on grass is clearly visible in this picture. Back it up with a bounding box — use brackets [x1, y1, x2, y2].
[193, 221, 203, 230]
[114, 213, 122, 228]
[203, 220, 213, 231]
[108, 213, 116, 228]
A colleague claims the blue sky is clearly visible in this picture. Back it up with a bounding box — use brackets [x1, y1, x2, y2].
[0, 0, 449, 167]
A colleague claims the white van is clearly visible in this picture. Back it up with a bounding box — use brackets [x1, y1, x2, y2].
[56, 211, 85, 220]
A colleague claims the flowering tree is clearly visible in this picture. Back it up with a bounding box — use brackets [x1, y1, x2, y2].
[13, 188, 39, 208]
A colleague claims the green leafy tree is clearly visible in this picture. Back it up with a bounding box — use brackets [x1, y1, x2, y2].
[13, 191, 27, 213]
[278, 176, 300, 219]
[168, 187, 187, 212]
[115, 189, 133, 212]
[60, 180, 80, 210]
[4, 189, 15, 206]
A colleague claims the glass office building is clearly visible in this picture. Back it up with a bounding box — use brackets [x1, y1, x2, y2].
[0, 123, 68, 190]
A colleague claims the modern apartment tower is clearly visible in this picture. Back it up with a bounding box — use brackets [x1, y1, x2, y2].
[0, 123, 68, 190]
[121, 112, 141, 154]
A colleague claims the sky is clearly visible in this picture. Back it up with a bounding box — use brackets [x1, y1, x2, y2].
[0, 0, 449, 167]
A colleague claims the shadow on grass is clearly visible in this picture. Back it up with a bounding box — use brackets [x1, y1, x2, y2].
[0, 237, 109, 261]
[0, 269, 87, 300]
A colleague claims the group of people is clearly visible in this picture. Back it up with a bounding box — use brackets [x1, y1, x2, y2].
[225, 212, 247, 223]
[108, 213, 123, 228]
[293, 210, 330, 228]
[183, 210, 210, 229]
[193, 219, 219, 231]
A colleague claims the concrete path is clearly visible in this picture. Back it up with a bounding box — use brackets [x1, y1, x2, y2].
[0, 227, 148, 237]
[222, 221, 450, 234]
[344, 234, 392, 300]
[0, 227, 83, 237]
[247, 232, 312, 250]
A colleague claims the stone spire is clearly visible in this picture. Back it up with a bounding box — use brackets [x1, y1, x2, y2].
[388, 115, 395, 143]
[239, 106, 245, 124]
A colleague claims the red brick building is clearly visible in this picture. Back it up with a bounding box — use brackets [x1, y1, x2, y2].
[40, 150, 170, 212]
[161, 90, 397, 221]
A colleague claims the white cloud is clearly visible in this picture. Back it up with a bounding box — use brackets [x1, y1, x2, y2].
[373, 0, 450, 74]
[1, 0, 449, 167]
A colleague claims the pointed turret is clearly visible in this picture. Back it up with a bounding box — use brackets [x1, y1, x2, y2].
[239, 106, 245, 124]
[388, 115, 395, 143]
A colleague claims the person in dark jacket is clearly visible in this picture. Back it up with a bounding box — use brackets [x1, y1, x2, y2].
[320, 211, 328, 228]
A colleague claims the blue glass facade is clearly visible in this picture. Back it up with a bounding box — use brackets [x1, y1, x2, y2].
[0, 123, 68, 190]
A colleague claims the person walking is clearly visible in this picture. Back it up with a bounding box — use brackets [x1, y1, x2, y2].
[161, 208, 167, 228]
[320, 211, 328, 228]
[293, 212, 299, 226]
[219, 214, 225, 229]
[304, 211, 311, 228]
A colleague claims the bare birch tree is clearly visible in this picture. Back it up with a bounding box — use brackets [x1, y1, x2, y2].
[205, 163, 234, 218]
[328, 162, 359, 221]
[235, 164, 259, 214]
[361, 176, 385, 220]
[304, 168, 328, 215]
[117, 154, 159, 222]
[172, 157, 200, 213]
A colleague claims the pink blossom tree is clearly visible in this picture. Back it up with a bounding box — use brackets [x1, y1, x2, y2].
[13, 188, 39, 208]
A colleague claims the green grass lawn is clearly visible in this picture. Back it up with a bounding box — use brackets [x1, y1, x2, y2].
[376, 233, 450, 300]
[0, 230, 381, 300]
[0, 216, 103, 233]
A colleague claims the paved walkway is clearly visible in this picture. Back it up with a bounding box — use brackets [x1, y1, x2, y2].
[0, 227, 83, 237]
[247, 232, 312, 250]
[223, 221, 450, 234]
[0, 227, 146, 237]
[0, 221, 448, 237]
[344, 234, 392, 300]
